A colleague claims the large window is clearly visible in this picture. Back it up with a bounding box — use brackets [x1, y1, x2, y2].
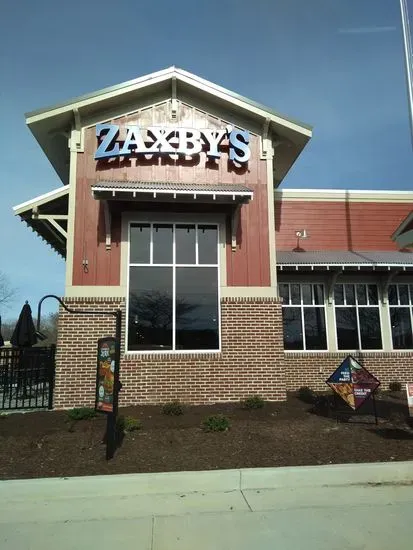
[334, 284, 382, 350]
[388, 284, 413, 349]
[279, 283, 327, 350]
[128, 222, 219, 352]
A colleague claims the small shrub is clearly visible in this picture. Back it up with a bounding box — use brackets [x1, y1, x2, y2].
[389, 381, 402, 392]
[162, 401, 184, 416]
[298, 386, 315, 404]
[243, 395, 265, 409]
[117, 415, 142, 433]
[203, 414, 230, 432]
[66, 407, 96, 421]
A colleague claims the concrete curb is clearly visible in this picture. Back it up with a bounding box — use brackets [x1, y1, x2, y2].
[240, 461, 413, 490]
[1, 461, 412, 499]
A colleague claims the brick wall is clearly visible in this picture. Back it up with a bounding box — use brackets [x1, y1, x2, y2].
[54, 297, 286, 409]
[284, 352, 413, 392]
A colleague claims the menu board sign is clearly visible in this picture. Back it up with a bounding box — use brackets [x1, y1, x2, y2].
[95, 337, 117, 413]
[326, 356, 380, 410]
[406, 384, 413, 417]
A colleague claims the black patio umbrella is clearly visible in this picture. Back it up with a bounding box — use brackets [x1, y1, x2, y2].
[0, 315, 4, 347]
[10, 301, 37, 348]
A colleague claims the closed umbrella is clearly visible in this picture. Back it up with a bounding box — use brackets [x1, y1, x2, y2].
[10, 302, 38, 400]
[10, 301, 37, 348]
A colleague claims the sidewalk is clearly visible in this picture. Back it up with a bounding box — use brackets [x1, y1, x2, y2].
[1, 462, 413, 550]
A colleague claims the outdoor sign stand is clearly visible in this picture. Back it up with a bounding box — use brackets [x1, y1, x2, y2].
[330, 388, 378, 425]
[36, 295, 122, 460]
[95, 335, 122, 460]
[326, 355, 380, 425]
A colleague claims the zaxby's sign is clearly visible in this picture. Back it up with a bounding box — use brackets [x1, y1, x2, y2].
[94, 123, 250, 164]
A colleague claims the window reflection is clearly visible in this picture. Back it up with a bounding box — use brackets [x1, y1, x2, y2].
[175, 268, 219, 350]
[153, 224, 173, 264]
[127, 222, 220, 352]
[282, 308, 303, 350]
[130, 224, 150, 263]
[128, 267, 173, 350]
[176, 225, 196, 264]
[198, 225, 218, 264]
[390, 308, 413, 349]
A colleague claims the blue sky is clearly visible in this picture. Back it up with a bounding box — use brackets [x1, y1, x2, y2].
[0, 0, 412, 319]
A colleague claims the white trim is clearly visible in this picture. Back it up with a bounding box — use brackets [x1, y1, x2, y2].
[266, 142, 277, 290]
[13, 185, 69, 214]
[278, 263, 411, 269]
[26, 67, 312, 138]
[126, 220, 221, 354]
[280, 282, 328, 352]
[64, 286, 126, 298]
[36, 214, 68, 220]
[48, 218, 68, 239]
[65, 146, 78, 288]
[333, 283, 383, 352]
[124, 349, 222, 357]
[275, 188, 413, 202]
[220, 287, 277, 298]
[92, 187, 253, 199]
[387, 282, 413, 351]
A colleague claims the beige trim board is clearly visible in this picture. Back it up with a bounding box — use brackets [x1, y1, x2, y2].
[265, 141, 277, 289]
[65, 143, 78, 288]
[26, 67, 312, 138]
[275, 188, 413, 203]
[13, 185, 69, 214]
[64, 286, 126, 298]
[221, 287, 277, 298]
[65, 285, 277, 300]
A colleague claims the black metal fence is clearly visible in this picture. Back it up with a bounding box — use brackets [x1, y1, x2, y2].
[0, 346, 56, 410]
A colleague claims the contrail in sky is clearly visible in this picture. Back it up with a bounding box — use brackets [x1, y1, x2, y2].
[338, 26, 397, 34]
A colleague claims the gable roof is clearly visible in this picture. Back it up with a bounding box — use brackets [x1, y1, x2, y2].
[25, 66, 312, 185]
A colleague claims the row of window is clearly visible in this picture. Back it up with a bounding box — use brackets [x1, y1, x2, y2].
[126, 222, 413, 353]
[279, 282, 413, 351]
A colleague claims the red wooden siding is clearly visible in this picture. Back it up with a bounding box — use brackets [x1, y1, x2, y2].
[275, 200, 413, 251]
[72, 102, 270, 286]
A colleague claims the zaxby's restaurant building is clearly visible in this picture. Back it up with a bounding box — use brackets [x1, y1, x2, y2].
[13, 67, 413, 408]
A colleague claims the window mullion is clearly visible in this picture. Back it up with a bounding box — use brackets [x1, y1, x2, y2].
[300, 285, 306, 350]
[195, 223, 199, 264]
[355, 285, 362, 349]
[149, 223, 153, 264]
[172, 224, 176, 351]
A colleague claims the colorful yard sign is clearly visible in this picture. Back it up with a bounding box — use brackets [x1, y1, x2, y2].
[406, 384, 413, 417]
[95, 337, 117, 413]
[326, 356, 380, 410]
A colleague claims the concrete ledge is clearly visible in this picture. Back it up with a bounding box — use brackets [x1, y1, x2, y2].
[240, 461, 413, 490]
[1, 462, 412, 501]
[1, 469, 241, 500]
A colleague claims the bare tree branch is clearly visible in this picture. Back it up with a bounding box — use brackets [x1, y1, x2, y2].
[0, 271, 17, 310]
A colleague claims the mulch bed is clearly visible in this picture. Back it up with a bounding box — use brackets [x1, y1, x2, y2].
[1, 393, 413, 480]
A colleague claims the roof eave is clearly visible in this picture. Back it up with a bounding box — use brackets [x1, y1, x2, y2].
[25, 67, 312, 138]
[13, 185, 69, 215]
